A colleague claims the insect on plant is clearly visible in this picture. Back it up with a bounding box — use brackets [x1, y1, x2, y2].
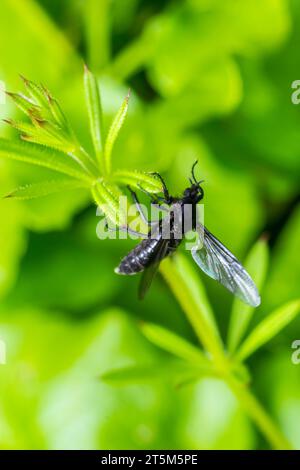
[1, 70, 299, 451]
[114, 161, 261, 307]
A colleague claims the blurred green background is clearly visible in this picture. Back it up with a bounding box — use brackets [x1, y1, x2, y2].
[0, 0, 299, 450]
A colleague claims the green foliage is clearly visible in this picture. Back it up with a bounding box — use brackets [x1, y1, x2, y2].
[104, 91, 130, 175]
[84, 65, 104, 164]
[0, 0, 299, 451]
[91, 181, 126, 226]
[104, 247, 299, 450]
[0, 165, 26, 301]
[101, 361, 208, 388]
[84, 0, 111, 71]
[0, 139, 92, 182]
[228, 239, 269, 352]
[111, 170, 162, 193]
[4, 179, 87, 200]
[264, 205, 300, 311]
[140, 322, 209, 366]
[5, 81, 87, 168]
[2, 73, 161, 225]
[236, 300, 300, 361]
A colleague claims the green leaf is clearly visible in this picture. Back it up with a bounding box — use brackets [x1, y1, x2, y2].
[20, 133, 73, 155]
[19, 75, 49, 109]
[236, 299, 300, 361]
[84, 65, 104, 166]
[24, 79, 76, 140]
[112, 170, 162, 193]
[92, 180, 126, 226]
[100, 361, 210, 386]
[9, 78, 98, 177]
[104, 91, 130, 174]
[4, 179, 87, 200]
[31, 120, 76, 152]
[4, 119, 39, 138]
[0, 138, 92, 182]
[46, 93, 72, 134]
[228, 239, 269, 353]
[6, 92, 42, 119]
[140, 322, 210, 366]
[7, 118, 75, 155]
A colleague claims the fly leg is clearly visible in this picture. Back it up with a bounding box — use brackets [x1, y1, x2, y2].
[137, 184, 170, 212]
[151, 202, 169, 212]
[149, 172, 171, 203]
[127, 185, 157, 226]
[137, 184, 162, 204]
[136, 183, 170, 234]
[104, 220, 146, 238]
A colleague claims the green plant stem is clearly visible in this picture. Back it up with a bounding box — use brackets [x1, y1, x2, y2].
[227, 375, 292, 450]
[160, 258, 226, 370]
[160, 256, 292, 450]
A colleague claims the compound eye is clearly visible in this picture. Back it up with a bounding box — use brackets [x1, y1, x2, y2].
[184, 188, 190, 197]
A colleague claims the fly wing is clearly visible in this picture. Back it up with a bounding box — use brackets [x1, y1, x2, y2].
[138, 239, 170, 300]
[191, 225, 260, 307]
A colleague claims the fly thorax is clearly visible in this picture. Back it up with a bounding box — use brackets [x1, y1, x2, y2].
[162, 202, 183, 240]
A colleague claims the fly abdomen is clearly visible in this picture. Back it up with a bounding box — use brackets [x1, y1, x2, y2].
[115, 237, 161, 275]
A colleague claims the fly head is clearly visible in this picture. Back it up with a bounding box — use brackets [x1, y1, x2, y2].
[183, 160, 204, 204]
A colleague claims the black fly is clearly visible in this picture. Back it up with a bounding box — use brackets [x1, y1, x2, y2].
[114, 161, 260, 307]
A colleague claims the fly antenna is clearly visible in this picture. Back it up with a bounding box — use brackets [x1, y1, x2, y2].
[191, 160, 198, 184]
